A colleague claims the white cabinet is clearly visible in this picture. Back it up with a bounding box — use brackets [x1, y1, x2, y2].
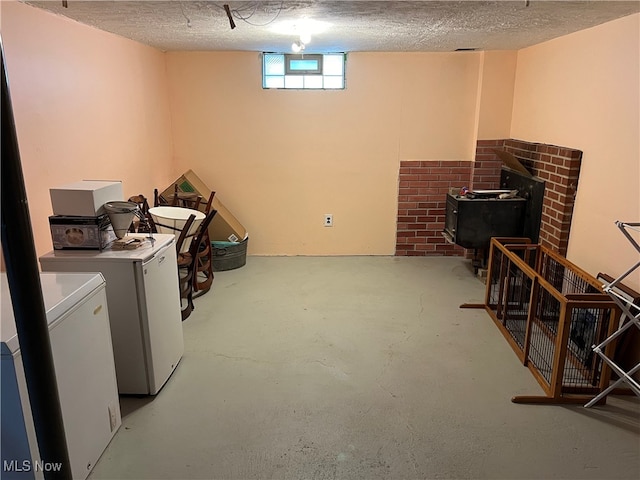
[1, 273, 121, 480]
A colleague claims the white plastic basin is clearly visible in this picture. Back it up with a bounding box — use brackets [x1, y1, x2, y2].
[149, 206, 205, 253]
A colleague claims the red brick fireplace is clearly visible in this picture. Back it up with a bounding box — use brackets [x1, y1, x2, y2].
[395, 139, 582, 257]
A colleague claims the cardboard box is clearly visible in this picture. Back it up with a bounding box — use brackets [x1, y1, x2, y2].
[49, 214, 117, 250]
[160, 170, 247, 242]
[50, 180, 124, 217]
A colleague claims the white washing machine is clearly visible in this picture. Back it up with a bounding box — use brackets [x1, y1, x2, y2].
[1, 272, 121, 480]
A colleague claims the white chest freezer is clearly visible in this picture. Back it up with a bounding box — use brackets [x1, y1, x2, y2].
[1, 272, 121, 480]
[39, 234, 184, 395]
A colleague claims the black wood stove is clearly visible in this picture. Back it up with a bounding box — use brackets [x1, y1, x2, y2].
[443, 165, 545, 270]
[444, 192, 526, 249]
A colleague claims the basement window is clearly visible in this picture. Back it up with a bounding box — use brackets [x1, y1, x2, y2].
[262, 53, 345, 89]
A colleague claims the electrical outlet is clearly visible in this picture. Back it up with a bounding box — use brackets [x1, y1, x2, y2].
[324, 214, 333, 227]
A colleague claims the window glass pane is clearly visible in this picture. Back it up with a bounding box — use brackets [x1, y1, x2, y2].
[264, 76, 284, 88]
[263, 52, 345, 89]
[284, 75, 304, 89]
[323, 76, 344, 89]
[323, 55, 344, 76]
[290, 59, 319, 71]
[304, 75, 323, 89]
[264, 54, 285, 75]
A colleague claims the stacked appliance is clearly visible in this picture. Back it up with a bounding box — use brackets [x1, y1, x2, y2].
[48, 180, 124, 250]
[41, 182, 184, 395]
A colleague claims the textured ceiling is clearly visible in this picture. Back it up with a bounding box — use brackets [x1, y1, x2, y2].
[22, 1, 640, 53]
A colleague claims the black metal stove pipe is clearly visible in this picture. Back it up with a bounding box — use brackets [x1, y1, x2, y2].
[1, 38, 72, 479]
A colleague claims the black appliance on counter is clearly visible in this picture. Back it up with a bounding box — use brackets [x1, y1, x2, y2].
[443, 163, 545, 269]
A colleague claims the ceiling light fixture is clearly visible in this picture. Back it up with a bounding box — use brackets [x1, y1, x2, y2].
[292, 39, 305, 53]
[292, 31, 312, 53]
[271, 18, 328, 53]
[271, 18, 331, 36]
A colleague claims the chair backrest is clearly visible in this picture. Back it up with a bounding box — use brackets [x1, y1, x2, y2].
[188, 210, 217, 258]
[175, 213, 197, 255]
[128, 194, 152, 233]
[128, 194, 150, 212]
[153, 186, 214, 214]
[201, 191, 216, 215]
[169, 184, 203, 210]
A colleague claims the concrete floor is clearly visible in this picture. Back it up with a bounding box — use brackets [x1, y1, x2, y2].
[89, 256, 640, 480]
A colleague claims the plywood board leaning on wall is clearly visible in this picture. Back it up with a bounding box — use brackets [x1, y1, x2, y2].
[159, 170, 247, 243]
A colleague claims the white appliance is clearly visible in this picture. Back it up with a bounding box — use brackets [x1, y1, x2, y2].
[39, 234, 184, 395]
[1, 272, 121, 480]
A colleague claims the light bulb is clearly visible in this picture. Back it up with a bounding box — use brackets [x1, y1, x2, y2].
[292, 41, 302, 53]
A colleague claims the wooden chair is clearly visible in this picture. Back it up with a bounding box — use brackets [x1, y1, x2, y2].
[162, 187, 217, 295]
[169, 184, 203, 209]
[153, 184, 217, 301]
[153, 187, 181, 208]
[153, 188, 166, 207]
[175, 213, 197, 321]
[127, 194, 153, 233]
[192, 192, 216, 296]
[178, 210, 217, 320]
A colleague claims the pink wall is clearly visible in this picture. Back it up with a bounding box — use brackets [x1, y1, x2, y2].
[1, 1, 174, 260]
[476, 51, 517, 140]
[165, 51, 482, 255]
[511, 13, 640, 290]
